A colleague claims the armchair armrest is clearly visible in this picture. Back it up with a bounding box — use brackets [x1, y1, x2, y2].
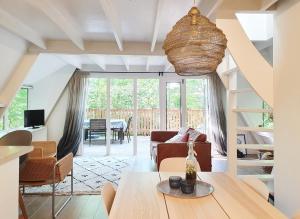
[56, 153, 73, 181]
[150, 131, 178, 142]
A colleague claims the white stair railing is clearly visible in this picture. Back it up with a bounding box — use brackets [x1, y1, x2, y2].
[226, 69, 274, 181]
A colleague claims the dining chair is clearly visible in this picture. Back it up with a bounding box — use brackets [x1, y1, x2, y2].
[241, 176, 270, 201]
[159, 157, 201, 172]
[124, 116, 132, 143]
[89, 119, 106, 145]
[102, 182, 116, 215]
[0, 130, 32, 219]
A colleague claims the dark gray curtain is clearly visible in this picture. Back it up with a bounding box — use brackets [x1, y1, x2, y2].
[57, 70, 88, 159]
[208, 73, 227, 155]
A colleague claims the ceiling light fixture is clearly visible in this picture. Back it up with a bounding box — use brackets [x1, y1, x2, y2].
[163, 6, 227, 76]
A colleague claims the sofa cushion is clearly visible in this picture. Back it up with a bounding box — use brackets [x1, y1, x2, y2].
[165, 133, 189, 143]
[188, 129, 207, 142]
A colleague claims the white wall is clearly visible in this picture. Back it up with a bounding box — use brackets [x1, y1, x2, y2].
[0, 27, 27, 93]
[28, 65, 75, 118]
[274, 0, 300, 217]
[46, 88, 69, 143]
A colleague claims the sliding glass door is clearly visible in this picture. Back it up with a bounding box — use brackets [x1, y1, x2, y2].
[84, 74, 208, 157]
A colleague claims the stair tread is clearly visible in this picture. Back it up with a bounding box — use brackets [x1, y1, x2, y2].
[238, 174, 274, 181]
[230, 88, 253, 93]
[220, 67, 238, 75]
[233, 108, 272, 113]
[237, 127, 273, 132]
[237, 144, 274, 150]
[237, 159, 274, 166]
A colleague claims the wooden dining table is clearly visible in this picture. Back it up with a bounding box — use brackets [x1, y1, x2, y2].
[109, 172, 287, 219]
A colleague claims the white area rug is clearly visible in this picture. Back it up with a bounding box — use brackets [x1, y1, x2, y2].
[25, 156, 132, 194]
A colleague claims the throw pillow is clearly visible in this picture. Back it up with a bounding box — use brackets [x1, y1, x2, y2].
[166, 133, 189, 143]
[187, 129, 207, 142]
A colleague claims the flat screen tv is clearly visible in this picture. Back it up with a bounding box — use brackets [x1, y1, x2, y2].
[24, 109, 45, 128]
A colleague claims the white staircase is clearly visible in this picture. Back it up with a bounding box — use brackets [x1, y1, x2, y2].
[226, 68, 274, 181]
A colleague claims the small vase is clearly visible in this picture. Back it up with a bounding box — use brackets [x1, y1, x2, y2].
[185, 140, 197, 184]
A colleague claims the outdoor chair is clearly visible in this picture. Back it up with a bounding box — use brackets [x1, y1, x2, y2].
[89, 119, 107, 145]
[124, 116, 132, 143]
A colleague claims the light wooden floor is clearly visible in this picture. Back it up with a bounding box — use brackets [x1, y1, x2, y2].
[23, 195, 107, 219]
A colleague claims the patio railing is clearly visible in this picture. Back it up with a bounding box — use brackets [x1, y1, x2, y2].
[86, 108, 206, 136]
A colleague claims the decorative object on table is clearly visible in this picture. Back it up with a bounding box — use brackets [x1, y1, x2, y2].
[163, 5, 227, 76]
[157, 180, 214, 198]
[169, 176, 182, 189]
[186, 140, 197, 184]
[180, 180, 195, 194]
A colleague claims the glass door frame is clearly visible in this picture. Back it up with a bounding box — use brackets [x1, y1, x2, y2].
[160, 77, 187, 131]
[86, 72, 207, 155]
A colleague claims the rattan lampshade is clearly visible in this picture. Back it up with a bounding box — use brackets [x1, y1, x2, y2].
[163, 7, 227, 75]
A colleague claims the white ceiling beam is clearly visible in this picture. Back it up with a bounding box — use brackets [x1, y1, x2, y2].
[28, 40, 164, 56]
[151, 0, 165, 52]
[0, 8, 46, 49]
[164, 60, 172, 72]
[146, 57, 151, 71]
[121, 57, 130, 71]
[98, 0, 123, 51]
[199, 0, 224, 18]
[56, 54, 82, 69]
[87, 55, 106, 71]
[260, 0, 278, 10]
[25, 0, 84, 50]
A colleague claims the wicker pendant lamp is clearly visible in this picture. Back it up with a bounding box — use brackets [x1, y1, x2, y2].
[163, 6, 227, 75]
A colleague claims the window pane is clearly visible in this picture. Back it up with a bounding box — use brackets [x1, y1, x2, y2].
[137, 79, 160, 135]
[0, 116, 4, 130]
[86, 78, 107, 119]
[186, 79, 207, 132]
[8, 88, 28, 128]
[166, 82, 181, 130]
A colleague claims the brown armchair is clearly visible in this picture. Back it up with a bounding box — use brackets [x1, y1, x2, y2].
[29, 141, 57, 158]
[20, 152, 73, 219]
[150, 131, 212, 172]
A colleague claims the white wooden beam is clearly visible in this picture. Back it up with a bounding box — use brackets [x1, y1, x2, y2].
[98, 0, 123, 51]
[146, 57, 151, 72]
[151, 0, 165, 52]
[56, 54, 82, 69]
[87, 55, 106, 71]
[0, 54, 39, 116]
[29, 40, 164, 56]
[207, 0, 224, 18]
[260, 0, 278, 10]
[199, 0, 224, 18]
[0, 9, 46, 49]
[25, 0, 84, 50]
[121, 56, 130, 71]
[164, 60, 172, 72]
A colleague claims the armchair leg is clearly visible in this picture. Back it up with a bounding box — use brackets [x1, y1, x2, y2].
[52, 168, 73, 219]
[19, 190, 28, 219]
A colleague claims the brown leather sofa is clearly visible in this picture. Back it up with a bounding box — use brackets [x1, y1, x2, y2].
[150, 131, 211, 171]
